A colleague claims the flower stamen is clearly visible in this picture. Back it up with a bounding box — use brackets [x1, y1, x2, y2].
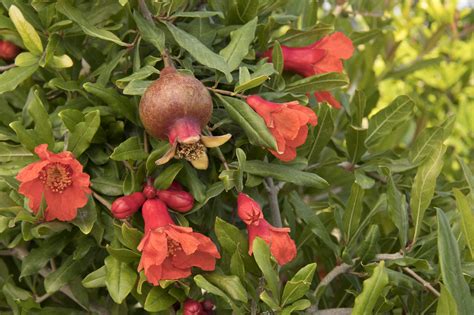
[38, 162, 73, 193]
[175, 142, 205, 161]
[167, 238, 182, 256]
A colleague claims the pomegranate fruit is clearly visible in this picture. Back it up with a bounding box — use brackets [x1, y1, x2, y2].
[139, 63, 231, 170]
[0, 40, 20, 61]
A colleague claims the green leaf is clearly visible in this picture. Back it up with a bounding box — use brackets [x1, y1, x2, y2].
[27, 90, 54, 147]
[453, 189, 474, 259]
[220, 17, 257, 71]
[83, 82, 139, 124]
[67, 110, 101, 158]
[346, 125, 368, 164]
[244, 160, 328, 188]
[350, 29, 382, 45]
[352, 261, 389, 315]
[411, 143, 446, 243]
[234, 75, 269, 93]
[205, 272, 248, 303]
[110, 136, 147, 161]
[72, 197, 97, 235]
[154, 163, 183, 189]
[133, 11, 165, 53]
[281, 263, 316, 306]
[82, 266, 106, 288]
[217, 95, 277, 150]
[119, 223, 143, 250]
[20, 234, 69, 278]
[343, 183, 365, 242]
[306, 103, 335, 163]
[226, 0, 259, 25]
[272, 41, 284, 74]
[436, 284, 458, 315]
[9, 5, 43, 55]
[408, 127, 444, 165]
[181, 163, 206, 203]
[0, 65, 38, 95]
[458, 157, 474, 196]
[44, 256, 91, 293]
[165, 22, 232, 81]
[56, 0, 129, 46]
[437, 209, 473, 315]
[104, 255, 137, 304]
[365, 95, 414, 148]
[214, 217, 248, 254]
[281, 299, 312, 315]
[144, 287, 176, 312]
[387, 175, 408, 248]
[194, 275, 243, 314]
[253, 237, 280, 303]
[106, 245, 140, 263]
[285, 72, 349, 94]
[288, 192, 339, 254]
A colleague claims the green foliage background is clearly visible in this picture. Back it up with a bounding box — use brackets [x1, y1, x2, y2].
[0, 0, 473, 314]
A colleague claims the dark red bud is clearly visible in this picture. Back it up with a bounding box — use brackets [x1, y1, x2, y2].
[168, 181, 184, 191]
[0, 40, 20, 61]
[183, 299, 204, 315]
[157, 189, 194, 213]
[201, 299, 214, 312]
[111, 192, 146, 219]
[143, 184, 156, 199]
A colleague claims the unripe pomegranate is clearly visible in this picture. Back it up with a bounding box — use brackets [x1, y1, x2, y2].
[111, 192, 146, 219]
[139, 64, 231, 170]
[183, 299, 205, 315]
[0, 40, 20, 61]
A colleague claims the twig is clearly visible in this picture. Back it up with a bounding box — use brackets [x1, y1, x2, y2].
[313, 262, 355, 297]
[402, 266, 440, 297]
[143, 131, 150, 154]
[207, 87, 248, 99]
[0, 64, 16, 72]
[264, 177, 282, 228]
[162, 49, 174, 68]
[312, 308, 353, 315]
[138, 0, 154, 22]
[36, 293, 52, 303]
[91, 191, 112, 211]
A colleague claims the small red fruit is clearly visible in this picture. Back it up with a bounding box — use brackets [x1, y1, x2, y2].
[0, 40, 20, 61]
[201, 299, 214, 312]
[143, 184, 156, 199]
[183, 299, 205, 315]
[111, 192, 146, 219]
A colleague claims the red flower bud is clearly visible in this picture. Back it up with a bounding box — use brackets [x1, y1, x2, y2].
[111, 192, 146, 219]
[168, 181, 184, 191]
[143, 184, 156, 199]
[141, 198, 174, 231]
[237, 193, 263, 225]
[183, 299, 205, 315]
[201, 299, 214, 312]
[157, 189, 194, 213]
[0, 40, 20, 61]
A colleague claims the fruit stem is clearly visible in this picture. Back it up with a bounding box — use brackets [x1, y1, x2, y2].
[207, 87, 247, 99]
[162, 49, 175, 69]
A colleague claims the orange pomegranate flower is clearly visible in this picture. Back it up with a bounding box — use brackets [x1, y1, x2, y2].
[16, 144, 91, 222]
[237, 193, 296, 265]
[246, 95, 317, 162]
[138, 199, 220, 286]
[263, 32, 354, 109]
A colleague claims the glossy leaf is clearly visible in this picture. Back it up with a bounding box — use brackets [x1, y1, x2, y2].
[352, 261, 389, 315]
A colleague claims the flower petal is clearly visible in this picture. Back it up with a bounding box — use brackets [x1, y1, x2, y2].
[314, 91, 342, 109]
[18, 179, 44, 213]
[16, 160, 48, 183]
[156, 144, 177, 165]
[201, 134, 232, 148]
[190, 152, 209, 170]
[166, 226, 200, 255]
[43, 184, 88, 221]
[313, 32, 354, 60]
[160, 259, 191, 280]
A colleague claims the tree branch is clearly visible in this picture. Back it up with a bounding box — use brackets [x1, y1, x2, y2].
[264, 177, 282, 227]
[207, 87, 248, 99]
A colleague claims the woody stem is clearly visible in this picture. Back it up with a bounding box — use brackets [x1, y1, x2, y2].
[162, 49, 174, 68]
[208, 87, 248, 99]
[91, 191, 112, 211]
[264, 177, 282, 228]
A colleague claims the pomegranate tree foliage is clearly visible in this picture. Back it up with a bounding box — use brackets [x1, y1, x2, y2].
[0, 0, 473, 314]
